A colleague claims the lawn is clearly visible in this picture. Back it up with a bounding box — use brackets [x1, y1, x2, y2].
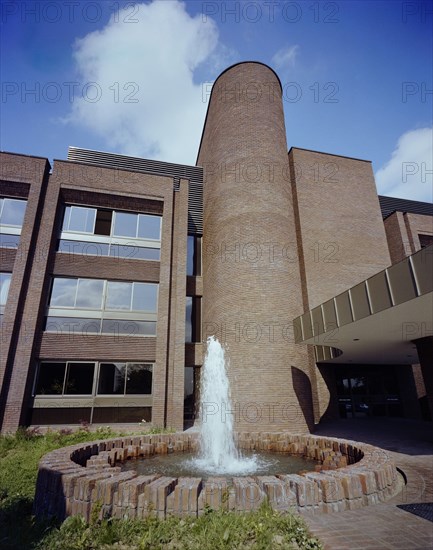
[0, 427, 322, 549]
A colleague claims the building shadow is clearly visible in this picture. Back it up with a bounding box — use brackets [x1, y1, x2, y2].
[291, 366, 315, 432]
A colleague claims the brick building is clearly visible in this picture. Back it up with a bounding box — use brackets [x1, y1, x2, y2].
[1, 62, 432, 433]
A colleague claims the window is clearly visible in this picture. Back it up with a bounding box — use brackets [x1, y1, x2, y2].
[185, 296, 201, 343]
[0, 272, 11, 322]
[97, 363, 153, 395]
[106, 281, 158, 312]
[0, 198, 27, 227]
[0, 198, 27, 249]
[64, 363, 95, 394]
[0, 273, 11, 306]
[63, 206, 96, 233]
[34, 362, 66, 395]
[185, 297, 193, 342]
[35, 361, 153, 396]
[45, 277, 158, 337]
[49, 278, 104, 309]
[113, 212, 161, 240]
[35, 362, 95, 395]
[58, 205, 161, 261]
[419, 234, 433, 249]
[187, 235, 202, 276]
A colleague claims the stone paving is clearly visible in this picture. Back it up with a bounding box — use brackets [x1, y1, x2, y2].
[304, 418, 433, 550]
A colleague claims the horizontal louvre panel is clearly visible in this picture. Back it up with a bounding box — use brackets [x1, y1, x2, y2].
[379, 195, 433, 219]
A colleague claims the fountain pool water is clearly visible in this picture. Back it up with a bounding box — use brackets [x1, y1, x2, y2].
[121, 450, 318, 479]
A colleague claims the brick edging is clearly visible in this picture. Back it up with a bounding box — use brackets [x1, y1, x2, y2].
[33, 432, 399, 520]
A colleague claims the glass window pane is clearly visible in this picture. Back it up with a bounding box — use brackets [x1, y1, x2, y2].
[0, 273, 11, 306]
[0, 234, 20, 248]
[0, 198, 27, 226]
[101, 319, 156, 336]
[109, 244, 160, 261]
[137, 215, 161, 240]
[185, 296, 192, 342]
[184, 366, 194, 399]
[105, 281, 132, 310]
[50, 278, 78, 307]
[187, 236, 194, 276]
[76, 279, 104, 309]
[350, 377, 367, 394]
[35, 362, 66, 395]
[68, 207, 96, 233]
[58, 240, 109, 257]
[98, 363, 126, 395]
[132, 283, 158, 312]
[64, 362, 95, 394]
[113, 212, 137, 238]
[45, 317, 101, 335]
[126, 364, 153, 394]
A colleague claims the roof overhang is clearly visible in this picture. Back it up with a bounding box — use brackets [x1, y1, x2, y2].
[294, 246, 433, 365]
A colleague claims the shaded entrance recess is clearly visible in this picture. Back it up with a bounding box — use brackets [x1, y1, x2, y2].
[336, 365, 403, 418]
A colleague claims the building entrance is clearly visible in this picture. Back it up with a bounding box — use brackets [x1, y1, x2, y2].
[336, 365, 403, 418]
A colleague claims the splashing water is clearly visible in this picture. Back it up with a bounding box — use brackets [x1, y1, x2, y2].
[191, 336, 260, 475]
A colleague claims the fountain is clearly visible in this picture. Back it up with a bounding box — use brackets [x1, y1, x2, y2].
[118, 336, 317, 479]
[192, 336, 258, 474]
[33, 339, 401, 520]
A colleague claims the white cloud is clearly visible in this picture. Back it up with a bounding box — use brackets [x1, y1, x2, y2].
[65, 0, 219, 164]
[271, 45, 299, 72]
[375, 127, 433, 202]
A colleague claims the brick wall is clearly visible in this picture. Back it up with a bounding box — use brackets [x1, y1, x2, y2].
[289, 148, 391, 310]
[289, 148, 392, 421]
[198, 62, 314, 432]
[0, 154, 189, 432]
[0, 152, 50, 431]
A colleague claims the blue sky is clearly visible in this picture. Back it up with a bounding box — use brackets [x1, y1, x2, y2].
[1, 0, 432, 200]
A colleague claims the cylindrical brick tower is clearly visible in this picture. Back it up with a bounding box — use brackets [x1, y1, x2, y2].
[197, 62, 314, 432]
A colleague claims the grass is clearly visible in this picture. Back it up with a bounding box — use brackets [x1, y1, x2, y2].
[0, 427, 322, 550]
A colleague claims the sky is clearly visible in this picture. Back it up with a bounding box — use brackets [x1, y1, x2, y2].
[1, 0, 432, 201]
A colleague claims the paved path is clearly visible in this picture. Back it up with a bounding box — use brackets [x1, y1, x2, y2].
[304, 418, 433, 550]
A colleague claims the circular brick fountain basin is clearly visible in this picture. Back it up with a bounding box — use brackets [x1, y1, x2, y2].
[34, 431, 400, 521]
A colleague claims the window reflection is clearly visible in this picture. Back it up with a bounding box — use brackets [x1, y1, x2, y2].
[0, 198, 27, 227]
[98, 363, 125, 394]
[106, 282, 132, 310]
[113, 212, 137, 238]
[0, 273, 12, 306]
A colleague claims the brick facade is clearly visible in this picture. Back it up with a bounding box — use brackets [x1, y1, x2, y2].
[0, 61, 432, 433]
[0, 154, 188, 432]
